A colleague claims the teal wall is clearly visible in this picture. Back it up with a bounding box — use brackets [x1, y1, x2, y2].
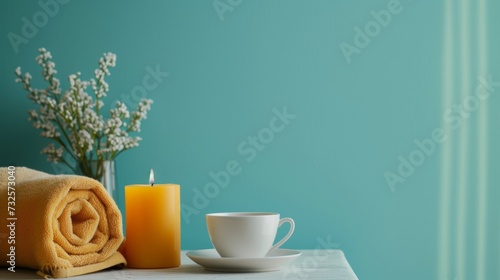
[1, 1, 499, 279]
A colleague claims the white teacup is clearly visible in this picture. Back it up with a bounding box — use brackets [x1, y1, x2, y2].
[206, 212, 295, 258]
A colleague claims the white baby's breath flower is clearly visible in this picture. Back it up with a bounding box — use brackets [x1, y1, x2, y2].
[97, 100, 104, 110]
[95, 69, 103, 77]
[83, 108, 104, 134]
[28, 110, 38, 121]
[56, 146, 63, 158]
[41, 143, 63, 163]
[24, 73, 32, 86]
[77, 129, 94, 152]
[39, 120, 60, 138]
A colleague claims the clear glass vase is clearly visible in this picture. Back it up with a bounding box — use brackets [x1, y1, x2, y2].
[90, 160, 118, 202]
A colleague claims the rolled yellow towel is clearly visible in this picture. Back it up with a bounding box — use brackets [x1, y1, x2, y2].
[0, 167, 126, 278]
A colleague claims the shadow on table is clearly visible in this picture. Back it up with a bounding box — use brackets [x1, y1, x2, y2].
[124, 264, 271, 274]
[0, 264, 278, 279]
[0, 268, 42, 279]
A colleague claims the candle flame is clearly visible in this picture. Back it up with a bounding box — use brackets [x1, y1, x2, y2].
[149, 169, 154, 186]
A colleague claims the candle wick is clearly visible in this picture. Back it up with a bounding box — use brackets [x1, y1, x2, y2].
[151, 183, 154, 187]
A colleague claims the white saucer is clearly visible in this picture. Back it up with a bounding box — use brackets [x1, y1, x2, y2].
[186, 249, 302, 272]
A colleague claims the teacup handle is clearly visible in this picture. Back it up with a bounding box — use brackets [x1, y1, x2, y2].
[267, 217, 295, 255]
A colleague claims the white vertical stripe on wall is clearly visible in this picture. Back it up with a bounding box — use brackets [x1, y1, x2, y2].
[475, 0, 488, 279]
[438, 0, 454, 279]
[456, 0, 472, 278]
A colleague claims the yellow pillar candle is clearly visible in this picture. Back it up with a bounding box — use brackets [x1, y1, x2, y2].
[125, 169, 180, 268]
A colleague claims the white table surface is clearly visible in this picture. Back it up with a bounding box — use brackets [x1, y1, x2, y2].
[0, 250, 358, 280]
